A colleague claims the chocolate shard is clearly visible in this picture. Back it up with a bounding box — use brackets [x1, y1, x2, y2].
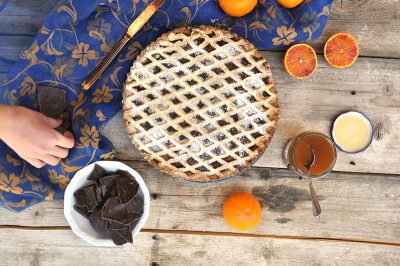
[38, 87, 67, 119]
[95, 182, 102, 203]
[116, 170, 135, 181]
[120, 212, 142, 225]
[116, 175, 139, 204]
[111, 230, 128, 245]
[83, 185, 98, 212]
[125, 195, 144, 214]
[108, 221, 129, 230]
[74, 205, 90, 219]
[114, 227, 133, 244]
[56, 110, 71, 134]
[102, 197, 126, 221]
[99, 174, 118, 199]
[88, 164, 108, 181]
[38, 86, 70, 133]
[74, 189, 87, 207]
[130, 217, 140, 230]
[102, 197, 141, 225]
[89, 207, 109, 237]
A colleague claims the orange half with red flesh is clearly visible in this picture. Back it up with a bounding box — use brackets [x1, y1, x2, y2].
[324, 33, 359, 68]
[284, 43, 317, 80]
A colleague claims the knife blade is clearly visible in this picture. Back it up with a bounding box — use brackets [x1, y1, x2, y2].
[81, 0, 164, 91]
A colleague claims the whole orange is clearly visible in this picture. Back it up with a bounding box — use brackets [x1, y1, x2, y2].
[218, 0, 257, 17]
[277, 0, 304, 9]
[223, 192, 261, 231]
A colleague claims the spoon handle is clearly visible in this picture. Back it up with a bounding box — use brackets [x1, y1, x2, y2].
[309, 180, 321, 216]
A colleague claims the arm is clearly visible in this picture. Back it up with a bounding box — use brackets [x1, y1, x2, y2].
[0, 104, 74, 168]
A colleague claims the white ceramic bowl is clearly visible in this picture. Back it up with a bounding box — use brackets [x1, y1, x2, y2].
[64, 161, 150, 246]
[331, 111, 373, 154]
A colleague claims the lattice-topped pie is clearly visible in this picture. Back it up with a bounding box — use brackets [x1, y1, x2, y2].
[123, 26, 279, 182]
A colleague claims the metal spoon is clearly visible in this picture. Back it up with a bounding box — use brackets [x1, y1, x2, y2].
[304, 146, 321, 216]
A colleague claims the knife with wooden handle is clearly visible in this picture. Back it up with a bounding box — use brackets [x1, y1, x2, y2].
[81, 0, 164, 91]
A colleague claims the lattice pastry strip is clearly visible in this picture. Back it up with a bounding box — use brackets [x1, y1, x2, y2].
[123, 26, 279, 182]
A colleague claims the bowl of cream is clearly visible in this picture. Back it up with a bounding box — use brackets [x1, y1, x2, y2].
[331, 111, 373, 153]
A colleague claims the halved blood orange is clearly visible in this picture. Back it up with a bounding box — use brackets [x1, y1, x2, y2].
[324, 33, 359, 68]
[283, 43, 317, 80]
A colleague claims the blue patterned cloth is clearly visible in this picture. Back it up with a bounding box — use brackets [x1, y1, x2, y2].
[0, 0, 334, 211]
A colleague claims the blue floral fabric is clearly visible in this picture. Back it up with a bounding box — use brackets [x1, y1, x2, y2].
[0, 0, 334, 211]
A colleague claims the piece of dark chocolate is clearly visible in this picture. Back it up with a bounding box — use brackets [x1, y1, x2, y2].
[38, 87, 72, 134]
[74, 205, 90, 219]
[102, 197, 126, 221]
[56, 110, 71, 134]
[102, 197, 141, 225]
[83, 185, 98, 212]
[88, 164, 108, 181]
[89, 207, 109, 237]
[38, 87, 67, 119]
[99, 174, 118, 198]
[108, 220, 129, 230]
[125, 195, 144, 214]
[129, 217, 140, 230]
[95, 182, 102, 203]
[111, 230, 128, 245]
[114, 227, 133, 244]
[74, 189, 87, 208]
[116, 176, 139, 204]
[119, 212, 142, 225]
[116, 170, 135, 181]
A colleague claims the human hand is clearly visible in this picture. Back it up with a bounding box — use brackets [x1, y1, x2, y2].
[0, 105, 74, 168]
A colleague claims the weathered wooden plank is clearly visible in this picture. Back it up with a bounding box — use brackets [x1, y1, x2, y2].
[103, 52, 400, 174]
[0, 0, 57, 40]
[0, 228, 399, 266]
[0, 36, 31, 69]
[311, 0, 400, 58]
[0, 0, 399, 58]
[0, 0, 58, 17]
[1, 162, 399, 243]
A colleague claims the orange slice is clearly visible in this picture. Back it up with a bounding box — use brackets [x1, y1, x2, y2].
[284, 43, 317, 80]
[324, 33, 359, 68]
[223, 192, 261, 231]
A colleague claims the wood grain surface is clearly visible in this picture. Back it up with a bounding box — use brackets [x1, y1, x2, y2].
[0, 161, 399, 244]
[1, 228, 400, 266]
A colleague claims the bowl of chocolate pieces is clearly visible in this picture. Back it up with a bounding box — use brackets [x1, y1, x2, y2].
[64, 161, 150, 246]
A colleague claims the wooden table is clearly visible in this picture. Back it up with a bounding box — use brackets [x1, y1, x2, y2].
[1, 1, 400, 265]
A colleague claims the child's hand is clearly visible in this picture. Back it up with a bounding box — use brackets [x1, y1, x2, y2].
[0, 105, 74, 168]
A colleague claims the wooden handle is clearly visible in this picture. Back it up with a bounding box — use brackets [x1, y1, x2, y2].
[81, 34, 131, 90]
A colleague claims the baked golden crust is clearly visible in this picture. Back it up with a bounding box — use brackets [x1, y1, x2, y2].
[123, 25, 279, 182]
